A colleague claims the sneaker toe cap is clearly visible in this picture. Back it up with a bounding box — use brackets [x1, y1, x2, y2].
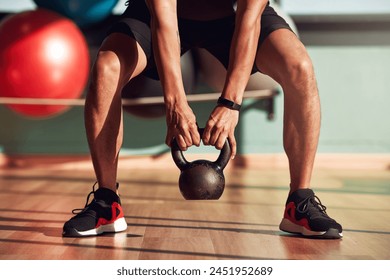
[63, 215, 97, 235]
[311, 218, 342, 233]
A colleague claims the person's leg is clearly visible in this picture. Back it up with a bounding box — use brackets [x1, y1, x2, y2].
[62, 33, 147, 237]
[255, 29, 319, 193]
[85, 33, 147, 194]
[255, 29, 342, 238]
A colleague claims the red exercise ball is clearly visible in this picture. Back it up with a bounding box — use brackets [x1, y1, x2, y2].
[0, 9, 90, 118]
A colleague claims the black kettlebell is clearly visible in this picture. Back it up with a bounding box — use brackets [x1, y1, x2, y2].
[171, 128, 231, 200]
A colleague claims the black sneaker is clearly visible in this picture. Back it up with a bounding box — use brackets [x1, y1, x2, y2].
[279, 189, 343, 239]
[62, 183, 127, 237]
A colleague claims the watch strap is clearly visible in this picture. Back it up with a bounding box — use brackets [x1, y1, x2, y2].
[217, 97, 241, 111]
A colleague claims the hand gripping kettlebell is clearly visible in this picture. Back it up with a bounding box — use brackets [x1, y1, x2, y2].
[171, 128, 231, 200]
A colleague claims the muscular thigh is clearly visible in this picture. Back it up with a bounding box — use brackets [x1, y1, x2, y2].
[255, 29, 312, 84]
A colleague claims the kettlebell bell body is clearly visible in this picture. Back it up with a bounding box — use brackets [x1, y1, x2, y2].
[171, 128, 231, 200]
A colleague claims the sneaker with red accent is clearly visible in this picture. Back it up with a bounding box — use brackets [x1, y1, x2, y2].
[62, 184, 127, 237]
[279, 189, 343, 239]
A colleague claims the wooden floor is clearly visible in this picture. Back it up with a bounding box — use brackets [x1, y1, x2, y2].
[0, 156, 390, 260]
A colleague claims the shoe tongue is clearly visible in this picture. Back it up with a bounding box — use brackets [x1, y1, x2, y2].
[94, 187, 120, 204]
[290, 188, 314, 202]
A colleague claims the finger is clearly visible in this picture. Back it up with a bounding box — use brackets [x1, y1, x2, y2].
[215, 134, 226, 150]
[202, 122, 212, 145]
[179, 125, 194, 147]
[208, 126, 220, 147]
[204, 118, 219, 146]
[177, 134, 188, 151]
[228, 132, 237, 159]
[215, 127, 230, 150]
[190, 125, 201, 146]
[165, 130, 174, 147]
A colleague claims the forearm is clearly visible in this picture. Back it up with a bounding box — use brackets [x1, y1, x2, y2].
[147, 1, 186, 108]
[222, 0, 267, 104]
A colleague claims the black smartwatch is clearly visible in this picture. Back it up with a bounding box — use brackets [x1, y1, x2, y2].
[217, 97, 241, 111]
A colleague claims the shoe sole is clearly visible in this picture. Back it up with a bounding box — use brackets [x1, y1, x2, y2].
[63, 217, 127, 237]
[279, 218, 343, 239]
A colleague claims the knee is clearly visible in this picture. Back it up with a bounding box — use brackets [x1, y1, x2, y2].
[92, 50, 122, 83]
[273, 54, 319, 101]
[284, 55, 315, 88]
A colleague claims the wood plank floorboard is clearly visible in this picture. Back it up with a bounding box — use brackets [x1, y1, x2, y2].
[0, 164, 389, 260]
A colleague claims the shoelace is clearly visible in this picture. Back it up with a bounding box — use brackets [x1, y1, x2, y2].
[71, 182, 98, 215]
[296, 195, 328, 219]
[71, 182, 120, 214]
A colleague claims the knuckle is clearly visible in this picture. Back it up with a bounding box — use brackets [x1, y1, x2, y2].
[206, 119, 215, 126]
[180, 124, 189, 132]
[215, 122, 223, 129]
[189, 122, 197, 129]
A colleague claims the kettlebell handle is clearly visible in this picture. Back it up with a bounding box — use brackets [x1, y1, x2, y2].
[171, 128, 232, 171]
